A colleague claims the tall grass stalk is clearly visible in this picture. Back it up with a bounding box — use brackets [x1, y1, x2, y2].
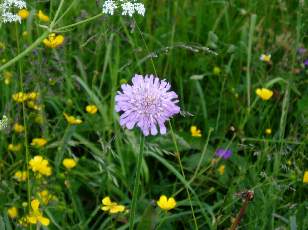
[129, 134, 145, 230]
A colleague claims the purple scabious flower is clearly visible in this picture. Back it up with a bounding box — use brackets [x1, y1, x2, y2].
[304, 59, 308, 67]
[215, 148, 232, 159]
[115, 74, 180, 136]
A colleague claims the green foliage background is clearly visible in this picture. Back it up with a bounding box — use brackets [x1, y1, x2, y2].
[0, 0, 308, 229]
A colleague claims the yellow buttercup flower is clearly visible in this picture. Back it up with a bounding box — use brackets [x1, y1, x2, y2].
[265, 128, 272, 135]
[190, 126, 202, 137]
[255, 88, 273, 101]
[3, 71, 13, 85]
[38, 190, 56, 205]
[43, 33, 64, 48]
[26, 199, 50, 226]
[260, 54, 271, 63]
[86, 104, 98, 114]
[29, 155, 52, 176]
[101, 196, 125, 214]
[64, 113, 83, 125]
[8, 143, 22, 152]
[31, 138, 48, 148]
[14, 171, 28, 182]
[12, 92, 28, 103]
[13, 123, 25, 133]
[27, 101, 42, 111]
[27, 92, 39, 100]
[37, 10, 49, 22]
[218, 165, 225, 175]
[62, 158, 77, 169]
[303, 171, 308, 184]
[157, 195, 176, 211]
[7, 207, 18, 219]
[18, 9, 30, 20]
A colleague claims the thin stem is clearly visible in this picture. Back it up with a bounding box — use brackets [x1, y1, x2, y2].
[129, 134, 145, 230]
[15, 24, 32, 230]
[0, 31, 49, 72]
[54, 13, 104, 32]
[49, 0, 66, 29]
[169, 121, 198, 229]
[246, 14, 257, 108]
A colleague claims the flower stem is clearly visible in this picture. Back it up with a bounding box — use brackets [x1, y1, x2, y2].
[129, 134, 145, 230]
[15, 24, 32, 230]
[169, 121, 198, 229]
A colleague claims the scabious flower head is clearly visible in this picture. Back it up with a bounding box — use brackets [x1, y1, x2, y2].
[17, 8, 29, 20]
[115, 74, 180, 136]
[7, 206, 18, 218]
[37, 10, 49, 22]
[190, 125, 202, 137]
[62, 158, 77, 169]
[0, 0, 27, 23]
[303, 171, 308, 184]
[29, 155, 52, 176]
[304, 59, 308, 67]
[101, 196, 125, 214]
[260, 54, 271, 63]
[63, 113, 83, 125]
[14, 170, 28, 182]
[26, 199, 50, 226]
[43, 33, 64, 48]
[255, 88, 273, 101]
[86, 104, 98, 114]
[31, 138, 47, 148]
[215, 148, 232, 159]
[157, 195, 176, 211]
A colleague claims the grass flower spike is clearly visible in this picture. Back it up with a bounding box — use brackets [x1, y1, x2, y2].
[101, 196, 125, 214]
[157, 195, 176, 211]
[190, 125, 202, 137]
[43, 33, 64, 48]
[255, 88, 273, 101]
[115, 74, 180, 136]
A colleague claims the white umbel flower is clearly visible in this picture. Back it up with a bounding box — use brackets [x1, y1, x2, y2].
[102, 0, 145, 17]
[0, 0, 27, 23]
[102, 0, 117, 15]
[0, 115, 8, 130]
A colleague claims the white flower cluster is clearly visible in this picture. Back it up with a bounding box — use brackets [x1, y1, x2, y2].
[0, 0, 27, 23]
[0, 115, 8, 130]
[102, 0, 145, 17]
